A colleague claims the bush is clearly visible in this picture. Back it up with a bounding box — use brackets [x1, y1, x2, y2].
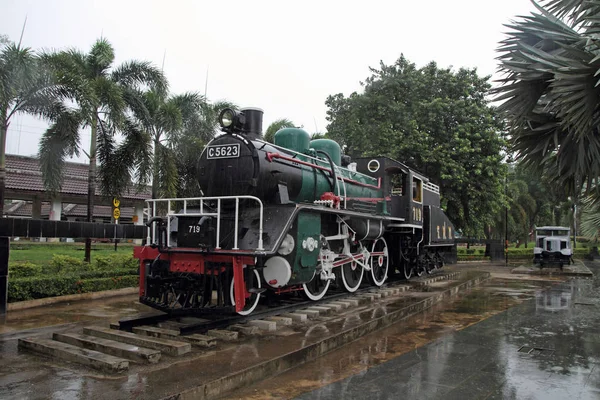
[8, 275, 139, 302]
[95, 254, 138, 270]
[47, 254, 86, 274]
[457, 255, 488, 261]
[8, 262, 42, 278]
[38, 253, 138, 275]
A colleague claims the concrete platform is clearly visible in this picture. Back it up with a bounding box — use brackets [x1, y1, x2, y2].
[275, 263, 600, 400]
[512, 260, 593, 276]
[1, 269, 490, 400]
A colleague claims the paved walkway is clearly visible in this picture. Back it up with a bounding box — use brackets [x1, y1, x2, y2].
[292, 260, 600, 400]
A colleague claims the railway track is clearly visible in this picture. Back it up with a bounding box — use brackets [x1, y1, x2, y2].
[116, 269, 456, 335]
[17, 269, 463, 374]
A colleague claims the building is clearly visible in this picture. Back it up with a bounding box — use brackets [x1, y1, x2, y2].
[3, 154, 150, 225]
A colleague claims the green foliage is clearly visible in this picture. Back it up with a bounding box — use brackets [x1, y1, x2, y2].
[456, 245, 591, 261]
[8, 262, 42, 278]
[581, 196, 600, 240]
[7, 246, 139, 302]
[125, 89, 207, 198]
[39, 37, 168, 200]
[174, 100, 238, 197]
[494, 0, 600, 197]
[8, 275, 139, 302]
[325, 55, 506, 235]
[264, 118, 295, 143]
[0, 39, 72, 215]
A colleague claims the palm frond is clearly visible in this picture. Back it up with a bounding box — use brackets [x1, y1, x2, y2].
[38, 110, 82, 192]
[87, 38, 115, 77]
[116, 119, 153, 189]
[96, 117, 131, 196]
[94, 77, 125, 128]
[110, 60, 168, 95]
[495, 1, 600, 195]
[156, 142, 178, 198]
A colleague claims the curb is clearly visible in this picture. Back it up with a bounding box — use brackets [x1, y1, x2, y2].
[163, 272, 491, 400]
[7, 287, 138, 311]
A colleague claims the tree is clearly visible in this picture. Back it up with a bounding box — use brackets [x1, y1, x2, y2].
[174, 99, 237, 197]
[580, 195, 600, 241]
[128, 90, 205, 198]
[264, 118, 295, 143]
[39, 38, 167, 261]
[494, 0, 600, 197]
[0, 40, 68, 216]
[325, 55, 506, 235]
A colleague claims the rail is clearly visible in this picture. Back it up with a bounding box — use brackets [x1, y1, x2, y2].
[146, 196, 264, 251]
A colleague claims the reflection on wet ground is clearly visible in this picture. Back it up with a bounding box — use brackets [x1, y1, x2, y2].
[228, 267, 600, 400]
[0, 298, 153, 334]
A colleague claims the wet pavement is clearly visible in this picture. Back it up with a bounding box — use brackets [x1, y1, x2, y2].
[0, 270, 491, 400]
[227, 261, 600, 400]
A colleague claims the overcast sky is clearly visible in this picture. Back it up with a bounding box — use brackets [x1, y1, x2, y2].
[1, 0, 537, 163]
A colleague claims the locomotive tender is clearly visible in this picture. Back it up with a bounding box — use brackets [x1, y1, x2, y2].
[134, 107, 456, 315]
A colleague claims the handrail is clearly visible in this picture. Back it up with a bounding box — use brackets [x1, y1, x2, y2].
[266, 152, 382, 190]
[145, 195, 264, 251]
[258, 139, 379, 184]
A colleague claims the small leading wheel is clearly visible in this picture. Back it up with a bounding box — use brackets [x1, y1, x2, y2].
[415, 261, 424, 277]
[369, 238, 389, 287]
[340, 259, 364, 292]
[302, 270, 331, 301]
[230, 267, 261, 316]
[402, 260, 413, 280]
[435, 254, 443, 270]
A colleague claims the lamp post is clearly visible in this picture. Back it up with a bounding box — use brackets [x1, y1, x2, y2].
[568, 196, 577, 249]
[573, 202, 577, 249]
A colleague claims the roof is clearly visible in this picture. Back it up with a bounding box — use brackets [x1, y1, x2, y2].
[536, 226, 570, 231]
[5, 154, 151, 200]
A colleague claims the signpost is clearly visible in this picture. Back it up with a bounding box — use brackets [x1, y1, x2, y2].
[113, 198, 120, 251]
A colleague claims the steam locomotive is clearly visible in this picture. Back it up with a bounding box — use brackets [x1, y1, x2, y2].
[134, 107, 456, 315]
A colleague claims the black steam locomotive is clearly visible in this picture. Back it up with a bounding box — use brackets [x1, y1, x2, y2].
[134, 107, 456, 315]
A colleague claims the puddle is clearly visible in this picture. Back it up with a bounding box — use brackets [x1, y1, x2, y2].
[227, 277, 552, 399]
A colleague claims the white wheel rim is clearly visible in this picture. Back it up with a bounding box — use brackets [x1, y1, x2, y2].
[302, 272, 331, 301]
[341, 262, 363, 292]
[404, 263, 412, 280]
[370, 238, 389, 287]
[230, 268, 261, 316]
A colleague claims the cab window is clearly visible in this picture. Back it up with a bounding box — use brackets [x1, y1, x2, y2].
[390, 173, 404, 196]
[412, 178, 422, 202]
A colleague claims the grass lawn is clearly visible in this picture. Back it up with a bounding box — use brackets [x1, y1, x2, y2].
[9, 242, 135, 265]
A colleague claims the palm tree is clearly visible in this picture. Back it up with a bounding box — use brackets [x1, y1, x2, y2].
[173, 100, 237, 197]
[580, 195, 600, 240]
[0, 40, 69, 216]
[39, 38, 167, 261]
[264, 118, 295, 143]
[128, 90, 205, 198]
[493, 0, 600, 197]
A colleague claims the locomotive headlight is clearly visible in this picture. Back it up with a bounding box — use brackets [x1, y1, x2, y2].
[219, 108, 235, 128]
[278, 234, 295, 256]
